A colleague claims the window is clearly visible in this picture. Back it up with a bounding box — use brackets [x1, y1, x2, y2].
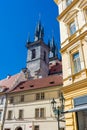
[34, 126, 39, 130]
[20, 95, 24, 102]
[35, 109, 39, 118]
[0, 97, 4, 104]
[36, 92, 44, 100]
[73, 52, 81, 73]
[8, 110, 12, 120]
[40, 108, 44, 118]
[19, 110, 24, 119]
[32, 49, 36, 59]
[0, 111, 2, 121]
[9, 97, 14, 104]
[5, 129, 10, 130]
[44, 51, 46, 63]
[35, 108, 45, 118]
[69, 21, 76, 35]
[66, 0, 72, 6]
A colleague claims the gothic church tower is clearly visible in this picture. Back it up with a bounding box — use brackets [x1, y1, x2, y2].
[26, 21, 49, 79]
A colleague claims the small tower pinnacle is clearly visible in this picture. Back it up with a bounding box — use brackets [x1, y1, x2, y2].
[34, 21, 44, 41]
[27, 33, 30, 43]
[48, 36, 58, 59]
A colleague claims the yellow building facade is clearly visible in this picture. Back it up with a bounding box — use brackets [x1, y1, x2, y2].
[54, 0, 87, 129]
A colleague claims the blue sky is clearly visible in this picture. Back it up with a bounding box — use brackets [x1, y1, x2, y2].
[0, 0, 60, 79]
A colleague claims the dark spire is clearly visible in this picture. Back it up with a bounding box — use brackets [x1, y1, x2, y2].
[48, 39, 50, 49]
[49, 36, 58, 59]
[27, 33, 31, 43]
[51, 36, 56, 57]
[34, 21, 44, 41]
[26, 33, 31, 48]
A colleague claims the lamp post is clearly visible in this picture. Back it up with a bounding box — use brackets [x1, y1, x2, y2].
[51, 92, 65, 130]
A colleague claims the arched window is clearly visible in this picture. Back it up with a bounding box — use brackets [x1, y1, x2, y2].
[15, 127, 22, 130]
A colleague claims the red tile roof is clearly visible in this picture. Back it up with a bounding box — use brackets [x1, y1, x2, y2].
[49, 60, 62, 75]
[9, 74, 63, 93]
[0, 72, 26, 91]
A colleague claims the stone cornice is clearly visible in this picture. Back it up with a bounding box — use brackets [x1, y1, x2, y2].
[58, 0, 79, 21]
[61, 77, 87, 93]
[54, 0, 58, 5]
[61, 30, 87, 53]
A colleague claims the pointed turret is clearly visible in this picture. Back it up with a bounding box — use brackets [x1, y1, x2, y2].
[49, 36, 58, 59]
[26, 33, 32, 48]
[34, 21, 44, 41]
[51, 36, 56, 57]
[27, 33, 31, 43]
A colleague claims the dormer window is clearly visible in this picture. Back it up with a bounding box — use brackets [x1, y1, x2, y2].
[32, 49, 36, 59]
[66, 0, 72, 6]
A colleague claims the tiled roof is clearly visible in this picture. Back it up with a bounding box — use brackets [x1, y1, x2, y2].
[0, 72, 26, 91]
[9, 74, 63, 93]
[49, 60, 62, 75]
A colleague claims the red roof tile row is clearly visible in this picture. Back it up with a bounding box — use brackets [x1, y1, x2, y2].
[9, 74, 63, 93]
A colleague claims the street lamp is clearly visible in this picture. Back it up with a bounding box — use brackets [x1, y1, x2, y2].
[51, 92, 65, 130]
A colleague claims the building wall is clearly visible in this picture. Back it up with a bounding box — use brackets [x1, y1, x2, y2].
[26, 43, 49, 78]
[4, 86, 65, 130]
[55, 0, 87, 130]
[0, 95, 6, 130]
[63, 79, 87, 130]
[58, 0, 87, 87]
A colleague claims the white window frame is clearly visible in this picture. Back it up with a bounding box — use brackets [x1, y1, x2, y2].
[19, 109, 24, 119]
[66, 0, 72, 7]
[8, 110, 13, 120]
[73, 52, 81, 74]
[35, 108, 45, 118]
[0, 97, 4, 105]
[69, 21, 76, 35]
[0, 111, 2, 121]
[36, 92, 44, 100]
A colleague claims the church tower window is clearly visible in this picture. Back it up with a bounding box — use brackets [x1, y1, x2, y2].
[44, 51, 46, 63]
[32, 49, 36, 59]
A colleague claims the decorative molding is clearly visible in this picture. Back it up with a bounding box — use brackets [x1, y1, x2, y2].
[62, 70, 87, 93]
[63, 9, 78, 23]
[58, 0, 79, 20]
[78, 0, 87, 9]
[61, 31, 87, 53]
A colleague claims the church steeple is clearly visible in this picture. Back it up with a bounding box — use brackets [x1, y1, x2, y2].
[51, 36, 56, 57]
[48, 36, 57, 59]
[34, 21, 44, 41]
[26, 21, 49, 79]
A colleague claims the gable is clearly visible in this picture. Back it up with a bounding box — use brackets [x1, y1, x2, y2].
[63, 9, 79, 23]
[78, 0, 87, 9]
